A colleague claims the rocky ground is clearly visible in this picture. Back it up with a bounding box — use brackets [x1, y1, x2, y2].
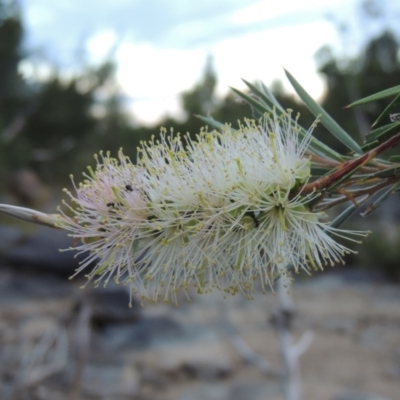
[0, 226, 399, 400]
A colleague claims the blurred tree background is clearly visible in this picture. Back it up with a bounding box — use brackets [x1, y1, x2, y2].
[0, 0, 399, 276]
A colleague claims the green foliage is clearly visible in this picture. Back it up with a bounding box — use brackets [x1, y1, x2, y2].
[0, 0, 27, 189]
[24, 77, 96, 149]
[211, 91, 250, 127]
[285, 69, 363, 155]
[316, 31, 400, 153]
[346, 86, 400, 108]
[358, 216, 400, 281]
[181, 56, 217, 118]
[0, 0, 137, 185]
[0, 0, 25, 103]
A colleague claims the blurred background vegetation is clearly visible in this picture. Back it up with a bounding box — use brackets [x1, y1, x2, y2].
[0, 0, 400, 278]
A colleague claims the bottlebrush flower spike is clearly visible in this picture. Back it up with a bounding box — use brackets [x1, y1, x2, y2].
[56, 111, 366, 304]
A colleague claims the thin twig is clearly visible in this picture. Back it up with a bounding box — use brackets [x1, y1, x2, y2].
[229, 334, 276, 376]
[292, 331, 314, 359]
[276, 273, 301, 400]
[9, 324, 68, 399]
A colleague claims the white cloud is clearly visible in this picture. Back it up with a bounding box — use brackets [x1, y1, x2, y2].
[86, 30, 119, 63]
[23, 0, 395, 124]
[116, 43, 207, 97]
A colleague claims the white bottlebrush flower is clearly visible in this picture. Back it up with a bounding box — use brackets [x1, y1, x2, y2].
[59, 111, 365, 304]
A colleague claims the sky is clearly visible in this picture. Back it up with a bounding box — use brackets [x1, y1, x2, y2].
[20, 0, 399, 125]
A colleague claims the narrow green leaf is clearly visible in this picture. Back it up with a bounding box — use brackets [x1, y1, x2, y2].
[302, 135, 344, 162]
[366, 122, 400, 143]
[310, 166, 338, 177]
[230, 87, 269, 117]
[362, 122, 400, 151]
[346, 85, 400, 108]
[361, 140, 379, 152]
[196, 115, 231, 131]
[361, 185, 397, 217]
[234, 84, 344, 161]
[388, 155, 400, 163]
[368, 166, 400, 179]
[242, 79, 284, 112]
[261, 82, 285, 111]
[285, 69, 363, 154]
[330, 202, 361, 229]
[371, 93, 400, 127]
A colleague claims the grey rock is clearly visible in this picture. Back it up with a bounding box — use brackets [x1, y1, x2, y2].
[229, 381, 281, 400]
[0, 226, 23, 254]
[2, 226, 88, 276]
[180, 359, 232, 381]
[178, 383, 229, 400]
[320, 316, 357, 334]
[98, 315, 183, 350]
[0, 270, 74, 304]
[334, 392, 389, 400]
[83, 287, 142, 326]
[359, 326, 388, 349]
[82, 363, 139, 398]
[178, 382, 280, 400]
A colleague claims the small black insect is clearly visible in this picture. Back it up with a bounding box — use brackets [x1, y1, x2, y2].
[249, 212, 260, 228]
[106, 201, 123, 209]
[125, 184, 134, 192]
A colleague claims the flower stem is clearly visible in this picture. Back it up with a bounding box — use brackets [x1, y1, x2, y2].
[300, 132, 400, 196]
[0, 204, 62, 228]
[276, 273, 301, 400]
